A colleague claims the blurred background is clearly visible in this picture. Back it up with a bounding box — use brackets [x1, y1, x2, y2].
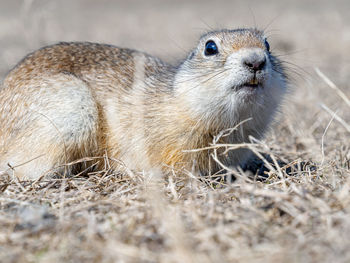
[0, 0, 349, 85]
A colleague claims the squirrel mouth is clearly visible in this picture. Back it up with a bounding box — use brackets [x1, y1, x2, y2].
[234, 77, 262, 90]
[244, 78, 260, 88]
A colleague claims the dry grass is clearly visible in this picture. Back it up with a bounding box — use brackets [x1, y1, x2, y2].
[1, 1, 350, 262]
[1, 114, 349, 263]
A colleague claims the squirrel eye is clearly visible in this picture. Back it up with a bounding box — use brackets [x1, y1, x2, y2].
[204, 40, 218, 56]
[264, 39, 270, 52]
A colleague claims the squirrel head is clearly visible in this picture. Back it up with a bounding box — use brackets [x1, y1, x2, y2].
[174, 28, 287, 132]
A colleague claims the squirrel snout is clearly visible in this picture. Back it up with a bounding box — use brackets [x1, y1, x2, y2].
[242, 53, 266, 72]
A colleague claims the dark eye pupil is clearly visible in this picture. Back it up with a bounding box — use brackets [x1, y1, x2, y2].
[205, 40, 218, 56]
[264, 39, 270, 52]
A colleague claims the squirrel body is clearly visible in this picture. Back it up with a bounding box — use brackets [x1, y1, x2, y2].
[0, 29, 286, 179]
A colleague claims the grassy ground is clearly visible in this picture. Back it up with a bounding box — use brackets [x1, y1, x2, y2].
[0, 0, 350, 262]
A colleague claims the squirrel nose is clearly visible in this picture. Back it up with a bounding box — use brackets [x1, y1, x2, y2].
[243, 56, 266, 72]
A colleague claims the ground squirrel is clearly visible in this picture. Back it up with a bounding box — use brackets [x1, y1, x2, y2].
[0, 28, 287, 179]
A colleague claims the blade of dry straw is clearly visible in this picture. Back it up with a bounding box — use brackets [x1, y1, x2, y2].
[320, 103, 350, 133]
[315, 67, 350, 108]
